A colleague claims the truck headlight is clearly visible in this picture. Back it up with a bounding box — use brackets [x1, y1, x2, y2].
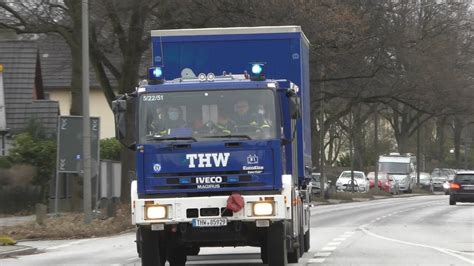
[253, 202, 274, 216]
[146, 205, 168, 219]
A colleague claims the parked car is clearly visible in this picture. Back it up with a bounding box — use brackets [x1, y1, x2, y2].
[431, 168, 452, 192]
[449, 171, 474, 205]
[336, 171, 370, 193]
[308, 172, 329, 198]
[418, 172, 433, 192]
[367, 172, 377, 188]
[367, 172, 400, 194]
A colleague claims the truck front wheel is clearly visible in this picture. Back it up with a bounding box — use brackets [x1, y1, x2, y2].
[167, 247, 187, 266]
[304, 228, 310, 252]
[267, 221, 287, 266]
[139, 227, 166, 266]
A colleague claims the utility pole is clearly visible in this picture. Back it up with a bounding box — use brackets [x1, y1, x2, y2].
[319, 65, 325, 199]
[416, 117, 421, 186]
[349, 110, 355, 193]
[374, 105, 379, 192]
[82, 0, 92, 224]
[0, 64, 9, 156]
[464, 129, 470, 170]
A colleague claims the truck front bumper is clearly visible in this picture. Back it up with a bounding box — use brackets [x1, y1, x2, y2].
[132, 194, 290, 225]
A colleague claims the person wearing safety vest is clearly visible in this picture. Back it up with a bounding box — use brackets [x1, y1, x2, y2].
[151, 106, 186, 135]
[232, 100, 270, 133]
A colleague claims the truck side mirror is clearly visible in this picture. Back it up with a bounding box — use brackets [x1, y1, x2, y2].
[287, 91, 301, 119]
[112, 99, 129, 147]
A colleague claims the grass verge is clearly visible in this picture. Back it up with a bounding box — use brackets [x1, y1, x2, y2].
[0, 205, 133, 240]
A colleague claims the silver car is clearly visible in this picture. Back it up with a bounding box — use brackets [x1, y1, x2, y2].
[308, 173, 329, 198]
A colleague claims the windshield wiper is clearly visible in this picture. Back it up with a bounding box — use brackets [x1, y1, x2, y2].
[148, 136, 197, 142]
[202, 135, 252, 140]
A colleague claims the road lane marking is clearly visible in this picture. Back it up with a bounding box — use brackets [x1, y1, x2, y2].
[322, 246, 337, 251]
[314, 252, 331, 257]
[333, 237, 346, 241]
[327, 242, 341, 246]
[361, 227, 474, 265]
[46, 239, 92, 250]
[308, 258, 325, 263]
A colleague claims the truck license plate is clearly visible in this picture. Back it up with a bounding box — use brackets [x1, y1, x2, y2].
[192, 218, 227, 227]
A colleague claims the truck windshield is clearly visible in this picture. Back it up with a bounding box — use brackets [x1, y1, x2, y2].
[378, 162, 409, 174]
[138, 89, 278, 143]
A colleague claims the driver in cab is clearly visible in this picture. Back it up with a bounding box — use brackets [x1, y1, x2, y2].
[232, 100, 270, 132]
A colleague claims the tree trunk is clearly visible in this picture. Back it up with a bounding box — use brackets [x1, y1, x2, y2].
[352, 107, 365, 170]
[436, 117, 446, 164]
[453, 118, 464, 168]
[396, 133, 410, 154]
[311, 113, 321, 170]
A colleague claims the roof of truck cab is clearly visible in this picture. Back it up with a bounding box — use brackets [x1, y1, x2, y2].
[151, 26, 310, 46]
[141, 79, 285, 93]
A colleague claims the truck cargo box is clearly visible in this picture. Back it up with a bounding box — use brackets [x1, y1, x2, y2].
[151, 26, 312, 179]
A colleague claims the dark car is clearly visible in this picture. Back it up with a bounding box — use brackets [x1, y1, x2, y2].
[449, 171, 474, 205]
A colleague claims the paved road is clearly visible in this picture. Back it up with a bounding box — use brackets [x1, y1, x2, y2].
[1, 195, 473, 265]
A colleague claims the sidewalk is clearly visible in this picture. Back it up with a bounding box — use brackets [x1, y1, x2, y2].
[0, 215, 37, 258]
[0, 245, 37, 258]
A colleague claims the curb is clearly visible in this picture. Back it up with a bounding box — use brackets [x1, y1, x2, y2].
[310, 193, 430, 206]
[0, 245, 37, 258]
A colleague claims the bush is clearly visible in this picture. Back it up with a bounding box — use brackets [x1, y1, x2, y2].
[0, 185, 41, 214]
[8, 125, 56, 203]
[100, 138, 121, 161]
[0, 157, 12, 169]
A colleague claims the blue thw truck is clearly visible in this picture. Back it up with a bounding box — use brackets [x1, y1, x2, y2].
[112, 26, 312, 266]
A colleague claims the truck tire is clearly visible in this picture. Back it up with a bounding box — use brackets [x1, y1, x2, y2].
[287, 242, 300, 263]
[304, 229, 310, 252]
[267, 221, 287, 266]
[299, 225, 305, 255]
[186, 245, 200, 256]
[139, 227, 165, 266]
[260, 241, 268, 264]
[167, 247, 187, 266]
[136, 228, 142, 257]
[287, 225, 302, 263]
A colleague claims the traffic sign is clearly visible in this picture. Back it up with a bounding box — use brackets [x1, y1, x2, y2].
[56, 116, 100, 173]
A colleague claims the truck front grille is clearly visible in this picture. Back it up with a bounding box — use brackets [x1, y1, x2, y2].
[186, 207, 234, 218]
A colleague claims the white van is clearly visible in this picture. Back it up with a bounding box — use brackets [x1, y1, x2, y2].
[378, 153, 416, 193]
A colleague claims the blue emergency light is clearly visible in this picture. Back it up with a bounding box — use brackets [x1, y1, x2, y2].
[148, 66, 164, 84]
[250, 63, 266, 81]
